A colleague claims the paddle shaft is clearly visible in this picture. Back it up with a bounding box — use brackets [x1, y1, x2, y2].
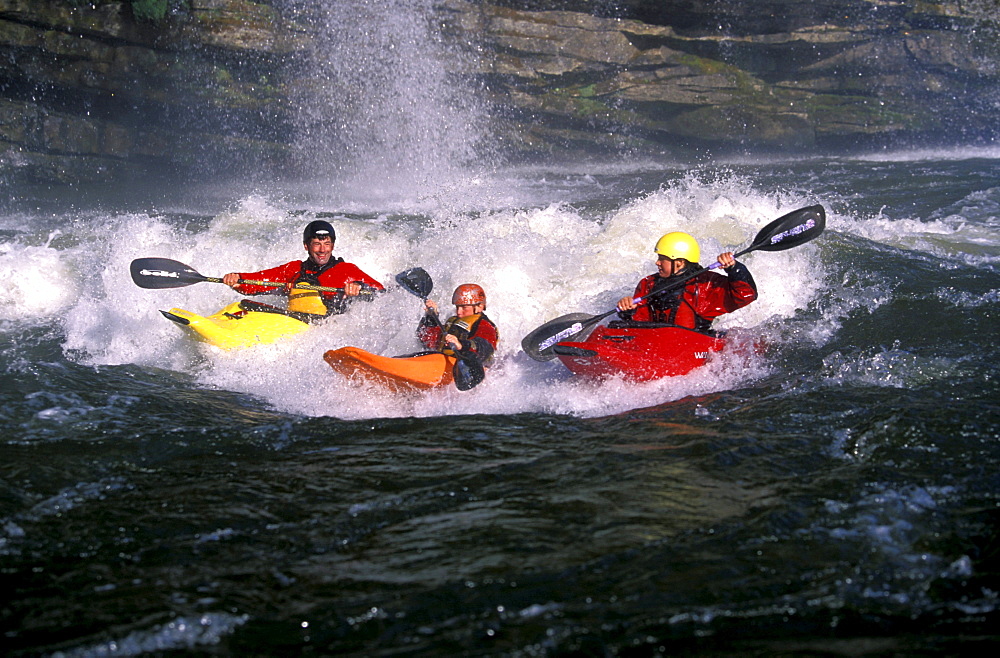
[230, 278, 367, 294]
[624, 254, 732, 307]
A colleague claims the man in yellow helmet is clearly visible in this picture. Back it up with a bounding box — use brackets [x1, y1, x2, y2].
[616, 231, 757, 332]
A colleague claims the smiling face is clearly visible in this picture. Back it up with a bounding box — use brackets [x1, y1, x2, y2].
[305, 237, 334, 266]
[656, 254, 688, 278]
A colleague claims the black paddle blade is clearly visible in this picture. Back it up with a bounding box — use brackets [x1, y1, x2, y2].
[745, 204, 826, 253]
[521, 312, 605, 362]
[453, 356, 486, 391]
[130, 258, 207, 289]
[396, 267, 433, 299]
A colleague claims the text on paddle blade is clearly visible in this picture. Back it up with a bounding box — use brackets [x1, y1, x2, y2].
[139, 269, 181, 278]
[539, 323, 584, 351]
[770, 218, 816, 244]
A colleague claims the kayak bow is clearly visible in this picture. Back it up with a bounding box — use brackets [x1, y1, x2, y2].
[324, 347, 456, 393]
[161, 301, 310, 349]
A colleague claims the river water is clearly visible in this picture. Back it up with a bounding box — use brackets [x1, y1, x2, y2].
[2, 149, 999, 655]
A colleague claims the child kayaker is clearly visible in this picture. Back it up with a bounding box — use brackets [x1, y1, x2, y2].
[616, 231, 757, 332]
[417, 284, 499, 369]
[222, 220, 384, 318]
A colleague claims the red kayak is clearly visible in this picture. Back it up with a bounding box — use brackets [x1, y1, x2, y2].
[552, 322, 730, 381]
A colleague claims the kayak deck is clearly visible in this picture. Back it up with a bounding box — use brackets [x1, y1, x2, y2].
[553, 322, 728, 381]
[324, 347, 455, 393]
[162, 300, 310, 349]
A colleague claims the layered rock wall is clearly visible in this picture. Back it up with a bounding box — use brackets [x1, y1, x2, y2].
[453, 0, 999, 155]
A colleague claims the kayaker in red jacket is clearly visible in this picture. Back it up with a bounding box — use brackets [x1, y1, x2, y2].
[617, 231, 757, 333]
[417, 284, 499, 367]
[221, 220, 384, 318]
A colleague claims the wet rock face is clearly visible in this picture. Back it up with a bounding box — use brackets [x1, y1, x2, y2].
[0, 0, 304, 184]
[460, 0, 1000, 155]
[2, 0, 998, 184]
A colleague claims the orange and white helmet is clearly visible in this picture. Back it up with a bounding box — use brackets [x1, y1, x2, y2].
[452, 283, 486, 307]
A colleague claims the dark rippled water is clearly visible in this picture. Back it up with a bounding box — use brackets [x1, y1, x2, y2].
[2, 154, 1000, 655]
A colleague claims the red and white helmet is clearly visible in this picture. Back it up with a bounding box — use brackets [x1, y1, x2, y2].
[452, 283, 486, 307]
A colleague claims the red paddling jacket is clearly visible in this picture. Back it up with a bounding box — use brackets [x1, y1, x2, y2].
[417, 312, 499, 367]
[620, 262, 757, 332]
[232, 258, 384, 316]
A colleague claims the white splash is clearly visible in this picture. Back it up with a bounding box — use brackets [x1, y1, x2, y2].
[58, 174, 828, 420]
[0, 233, 77, 324]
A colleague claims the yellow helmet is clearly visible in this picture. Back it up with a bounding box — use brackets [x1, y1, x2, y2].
[654, 231, 700, 262]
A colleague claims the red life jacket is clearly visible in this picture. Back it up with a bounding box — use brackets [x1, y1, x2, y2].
[624, 263, 757, 331]
[417, 312, 499, 366]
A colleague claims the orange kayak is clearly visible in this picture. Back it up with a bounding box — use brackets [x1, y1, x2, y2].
[324, 347, 456, 393]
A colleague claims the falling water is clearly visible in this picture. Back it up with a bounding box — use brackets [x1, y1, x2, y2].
[286, 0, 490, 190]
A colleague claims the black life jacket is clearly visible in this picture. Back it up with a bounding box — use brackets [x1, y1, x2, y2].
[646, 265, 712, 332]
[297, 257, 343, 285]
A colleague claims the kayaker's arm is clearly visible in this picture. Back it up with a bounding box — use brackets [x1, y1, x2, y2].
[222, 261, 301, 296]
[331, 263, 385, 295]
[340, 281, 383, 301]
[419, 303, 442, 328]
[416, 305, 443, 350]
[320, 284, 383, 315]
[617, 277, 652, 321]
[453, 335, 495, 365]
[222, 271, 284, 293]
[722, 260, 757, 293]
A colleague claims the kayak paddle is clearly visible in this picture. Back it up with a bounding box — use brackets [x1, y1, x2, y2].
[521, 204, 827, 361]
[450, 357, 483, 391]
[130, 257, 378, 295]
[395, 267, 433, 300]
[396, 267, 485, 391]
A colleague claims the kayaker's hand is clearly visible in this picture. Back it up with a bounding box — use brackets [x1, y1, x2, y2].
[617, 296, 636, 312]
[717, 252, 736, 269]
[344, 281, 361, 297]
[223, 273, 240, 288]
[425, 299, 438, 314]
[444, 334, 462, 350]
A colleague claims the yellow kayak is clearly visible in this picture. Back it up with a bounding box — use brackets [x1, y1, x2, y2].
[324, 346, 456, 393]
[161, 300, 311, 349]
